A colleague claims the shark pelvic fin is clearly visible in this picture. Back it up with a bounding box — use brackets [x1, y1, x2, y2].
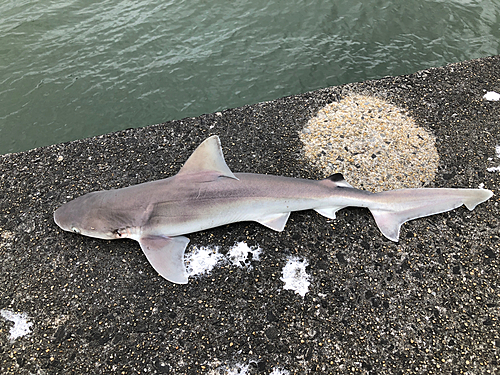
[255, 212, 291, 231]
[138, 235, 190, 284]
[177, 135, 238, 180]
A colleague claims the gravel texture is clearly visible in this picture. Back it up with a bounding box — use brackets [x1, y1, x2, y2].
[300, 94, 439, 192]
[0, 55, 499, 374]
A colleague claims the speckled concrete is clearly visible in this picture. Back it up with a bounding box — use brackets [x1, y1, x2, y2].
[1, 56, 499, 374]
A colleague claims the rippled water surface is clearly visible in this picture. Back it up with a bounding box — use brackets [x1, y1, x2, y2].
[1, 0, 499, 154]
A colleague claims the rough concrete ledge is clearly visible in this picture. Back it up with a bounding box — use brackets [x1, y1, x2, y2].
[1, 56, 499, 374]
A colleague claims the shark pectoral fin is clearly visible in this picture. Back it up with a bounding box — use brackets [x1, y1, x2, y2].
[177, 135, 238, 180]
[314, 206, 345, 219]
[255, 212, 291, 231]
[138, 235, 190, 284]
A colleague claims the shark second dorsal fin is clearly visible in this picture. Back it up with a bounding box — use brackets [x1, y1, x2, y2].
[177, 135, 238, 179]
[322, 173, 353, 188]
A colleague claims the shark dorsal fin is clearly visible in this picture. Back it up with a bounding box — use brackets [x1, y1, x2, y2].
[323, 173, 353, 188]
[177, 135, 238, 179]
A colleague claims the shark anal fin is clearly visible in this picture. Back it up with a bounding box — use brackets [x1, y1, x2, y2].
[138, 235, 190, 284]
[255, 212, 290, 231]
[314, 206, 345, 219]
[177, 135, 238, 180]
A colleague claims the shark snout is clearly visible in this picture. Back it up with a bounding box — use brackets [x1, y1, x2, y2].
[54, 193, 93, 233]
[53, 202, 74, 232]
[53, 192, 123, 240]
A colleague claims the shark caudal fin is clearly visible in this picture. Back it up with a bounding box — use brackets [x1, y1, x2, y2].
[137, 235, 190, 284]
[369, 188, 493, 242]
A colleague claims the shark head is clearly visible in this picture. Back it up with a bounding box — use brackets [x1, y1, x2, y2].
[54, 191, 125, 240]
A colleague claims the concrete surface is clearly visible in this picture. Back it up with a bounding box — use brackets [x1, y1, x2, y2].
[1, 55, 499, 374]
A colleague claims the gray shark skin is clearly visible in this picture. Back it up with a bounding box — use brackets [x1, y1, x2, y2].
[54, 135, 493, 284]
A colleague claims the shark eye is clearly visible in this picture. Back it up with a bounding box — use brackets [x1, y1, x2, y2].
[71, 227, 81, 234]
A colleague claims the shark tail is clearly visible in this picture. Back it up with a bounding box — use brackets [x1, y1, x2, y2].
[368, 188, 493, 242]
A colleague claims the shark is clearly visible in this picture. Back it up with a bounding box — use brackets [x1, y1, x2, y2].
[54, 135, 493, 284]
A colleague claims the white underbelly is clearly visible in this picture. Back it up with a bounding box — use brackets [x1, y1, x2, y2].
[144, 196, 321, 237]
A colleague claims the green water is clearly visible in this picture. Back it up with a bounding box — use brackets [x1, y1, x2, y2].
[1, 0, 499, 154]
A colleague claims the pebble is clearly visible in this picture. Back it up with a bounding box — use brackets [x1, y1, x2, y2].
[300, 94, 439, 192]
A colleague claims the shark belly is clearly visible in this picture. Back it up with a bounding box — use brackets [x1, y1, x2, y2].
[140, 173, 336, 237]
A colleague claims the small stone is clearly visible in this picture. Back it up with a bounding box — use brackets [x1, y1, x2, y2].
[299, 94, 439, 192]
